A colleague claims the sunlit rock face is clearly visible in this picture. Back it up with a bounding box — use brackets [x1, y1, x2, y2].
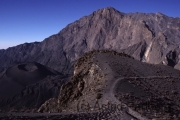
[1, 7, 180, 75]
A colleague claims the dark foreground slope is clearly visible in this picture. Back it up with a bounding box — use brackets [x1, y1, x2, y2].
[38, 50, 180, 119]
[0, 62, 70, 112]
[0, 7, 180, 76]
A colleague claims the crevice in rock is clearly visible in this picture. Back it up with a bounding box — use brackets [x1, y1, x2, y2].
[166, 51, 178, 67]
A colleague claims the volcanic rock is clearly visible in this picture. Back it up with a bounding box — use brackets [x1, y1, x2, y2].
[0, 7, 180, 75]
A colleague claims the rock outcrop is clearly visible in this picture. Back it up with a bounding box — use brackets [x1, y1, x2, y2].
[0, 7, 180, 75]
[39, 50, 180, 119]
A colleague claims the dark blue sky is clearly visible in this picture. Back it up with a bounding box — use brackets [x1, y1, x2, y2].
[0, 0, 180, 49]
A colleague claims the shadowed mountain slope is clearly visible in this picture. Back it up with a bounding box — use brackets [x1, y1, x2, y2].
[39, 50, 180, 119]
[0, 7, 180, 76]
[0, 62, 70, 112]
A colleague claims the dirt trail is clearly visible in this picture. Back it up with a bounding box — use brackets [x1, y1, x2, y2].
[102, 76, 176, 120]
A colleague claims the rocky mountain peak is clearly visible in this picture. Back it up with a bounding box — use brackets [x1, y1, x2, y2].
[98, 7, 120, 13]
[156, 12, 165, 17]
[92, 7, 124, 19]
[0, 7, 180, 76]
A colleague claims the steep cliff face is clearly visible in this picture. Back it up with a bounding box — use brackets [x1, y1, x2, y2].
[0, 7, 180, 75]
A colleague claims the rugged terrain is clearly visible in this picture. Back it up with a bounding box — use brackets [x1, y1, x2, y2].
[0, 7, 180, 76]
[38, 50, 180, 119]
[1, 7, 180, 119]
[0, 62, 70, 112]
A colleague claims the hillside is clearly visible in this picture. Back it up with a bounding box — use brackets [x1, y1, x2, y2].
[0, 7, 180, 76]
[0, 62, 70, 112]
[1, 6, 180, 119]
[39, 50, 180, 119]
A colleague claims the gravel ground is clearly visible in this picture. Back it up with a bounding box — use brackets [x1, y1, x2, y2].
[0, 110, 137, 120]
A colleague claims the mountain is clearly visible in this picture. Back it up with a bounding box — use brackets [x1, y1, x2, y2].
[1, 6, 180, 117]
[38, 50, 180, 119]
[0, 7, 180, 76]
[0, 62, 69, 112]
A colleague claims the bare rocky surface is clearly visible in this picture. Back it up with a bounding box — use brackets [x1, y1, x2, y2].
[38, 50, 180, 119]
[0, 50, 180, 119]
[1, 7, 180, 119]
[0, 62, 70, 112]
[0, 7, 180, 76]
[115, 77, 180, 119]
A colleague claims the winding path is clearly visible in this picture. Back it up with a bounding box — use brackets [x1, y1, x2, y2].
[103, 76, 178, 120]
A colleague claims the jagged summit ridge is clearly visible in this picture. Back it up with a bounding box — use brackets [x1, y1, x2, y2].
[95, 7, 124, 15]
[0, 7, 180, 75]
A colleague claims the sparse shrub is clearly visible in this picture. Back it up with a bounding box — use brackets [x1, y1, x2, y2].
[96, 93, 102, 99]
